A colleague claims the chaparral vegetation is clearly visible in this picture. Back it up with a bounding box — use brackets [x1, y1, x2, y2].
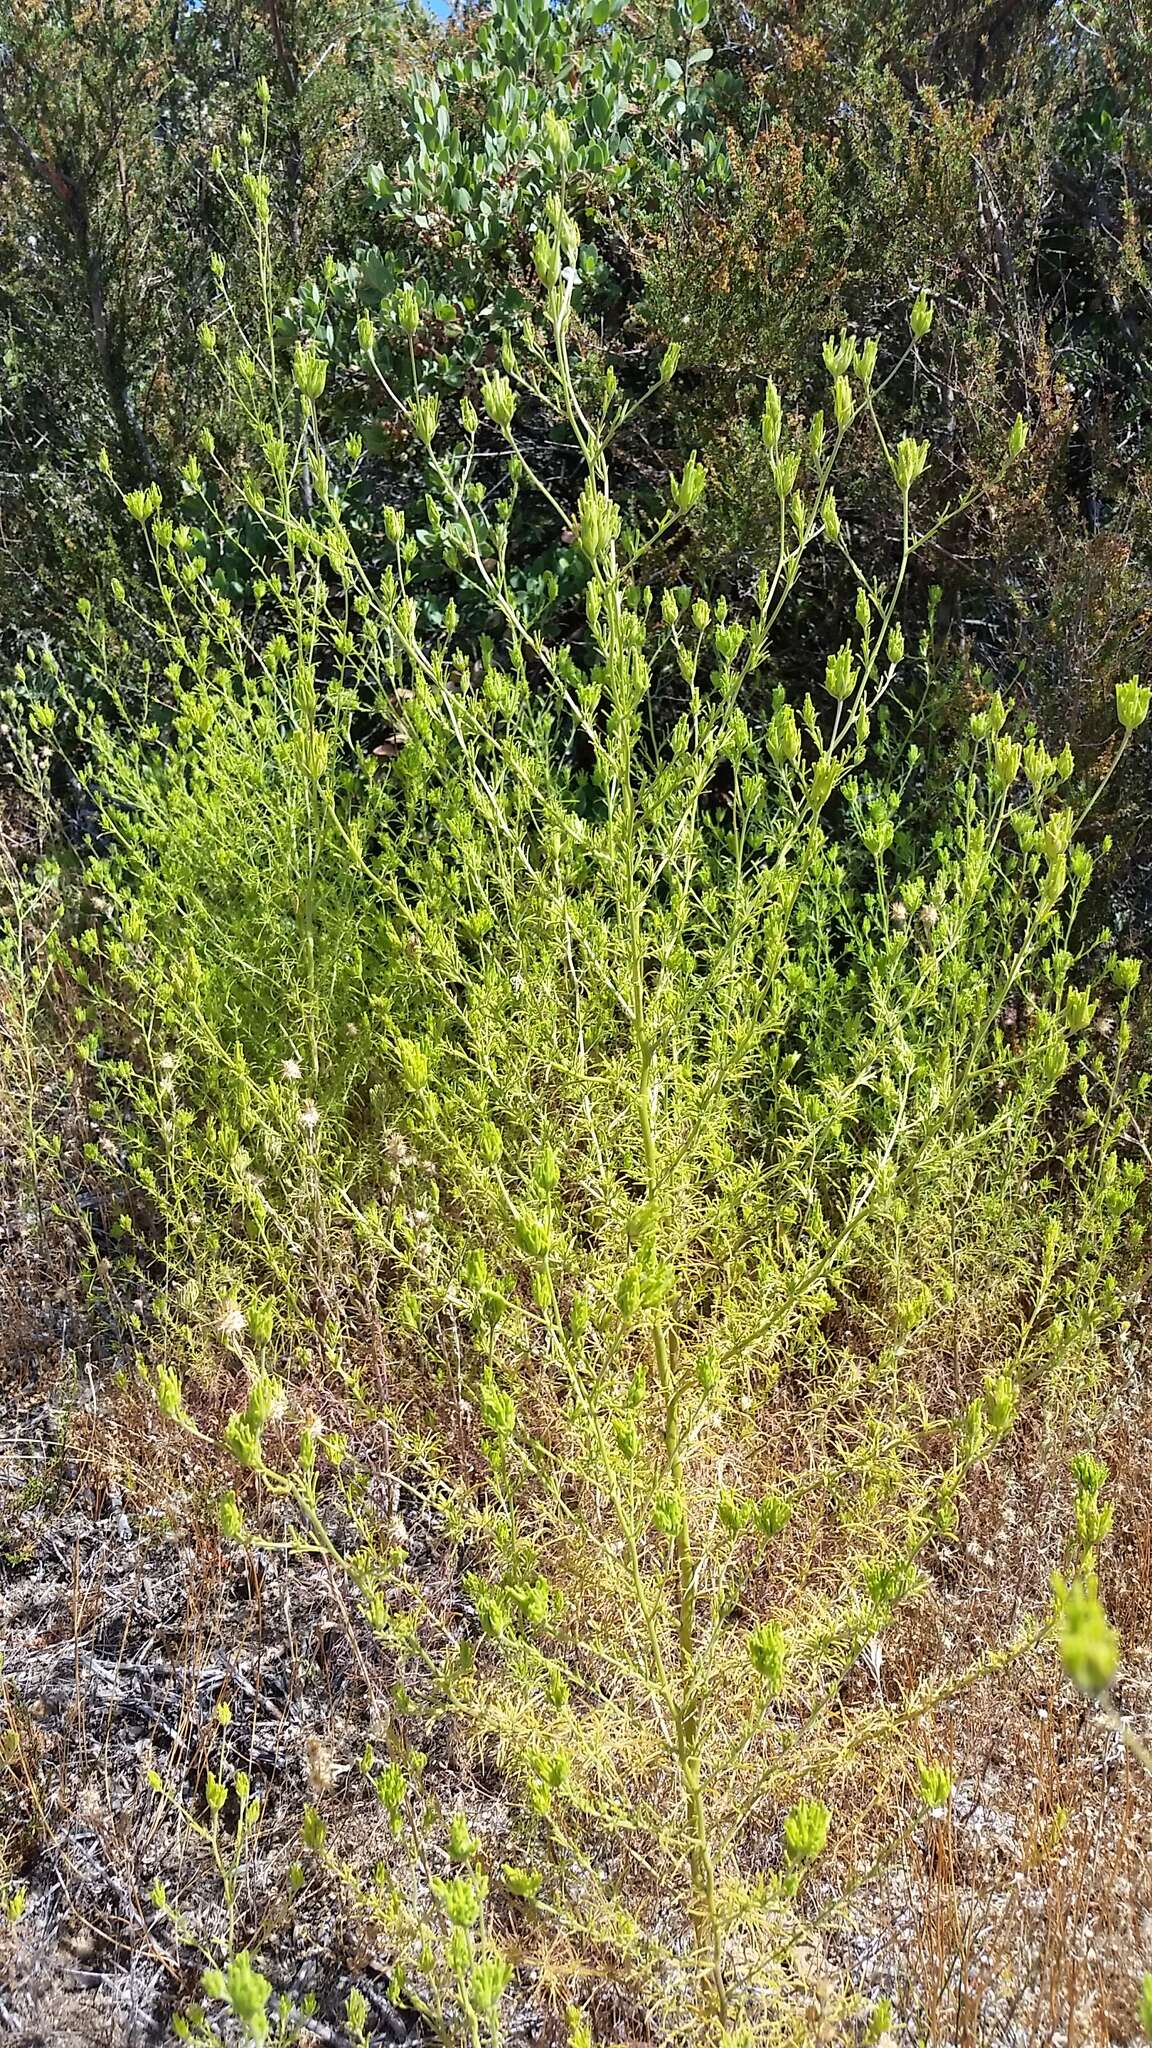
[2, 3, 1152, 2045]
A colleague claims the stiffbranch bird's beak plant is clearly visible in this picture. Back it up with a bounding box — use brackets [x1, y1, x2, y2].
[25, 131, 1148, 2043]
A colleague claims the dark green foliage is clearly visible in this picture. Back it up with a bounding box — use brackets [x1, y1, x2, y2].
[636, 0, 1152, 863]
[0, 0, 411, 650]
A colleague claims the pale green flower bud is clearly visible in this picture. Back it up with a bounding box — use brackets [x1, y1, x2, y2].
[820, 492, 841, 543]
[909, 292, 934, 341]
[652, 1491, 684, 1538]
[480, 1382, 517, 1436]
[659, 340, 682, 383]
[576, 478, 620, 560]
[409, 394, 439, 448]
[670, 450, 707, 514]
[825, 643, 856, 700]
[533, 229, 561, 288]
[718, 1490, 753, 1534]
[218, 1491, 246, 1541]
[469, 1957, 513, 2016]
[542, 108, 572, 159]
[356, 311, 376, 353]
[761, 379, 782, 451]
[823, 331, 856, 376]
[242, 169, 269, 222]
[396, 284, 421, 336]
[204, 1954, 272, 2039]
[1008, 412, 1028, 460]
[514, 1212, 551, 1260]
[397, 1037, 430, 1089]
[1058, 1576, 1118, 1695]
[481, 371, 517, 432]
[917, 1761, 952, 1813]
[893, 435, 929, 493]
[983, 1372, 1018, 1436]
[434, 1875, 483, 1928]
[613, 1415, 639, 1461]
[695, 1347, 721, 1392]
[534, 1141, 561, 1194]
[771, 451, 800, 499]
[767, 704, 801, 767]
[1039, 809, 1073, 860]
[748, 1618, 787, 1690]
[154, 1364, 187, 1424]
[989, 737, 1022, 794]
[755, 1492, 791, 1537]
[1023, 742, 1054, 788]
[784, 1798, 829, 1863]
[1116, 675, 1150, 731]
[1063, 986, 1097, 1032]
[806, 756, 838, 812]
[244, 1372, 283, 1432]
[224, 1414, 261, 1469]
[293, 344, 327, 403]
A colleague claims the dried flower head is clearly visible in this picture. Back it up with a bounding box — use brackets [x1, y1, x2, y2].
[217, 1299, 248, 1342]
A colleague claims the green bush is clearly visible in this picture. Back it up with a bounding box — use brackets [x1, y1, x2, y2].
[23, 186, 1149, 2041]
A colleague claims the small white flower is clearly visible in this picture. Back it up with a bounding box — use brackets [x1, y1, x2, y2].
[217, 1299, 247, 1341]
[281, 1057, 302, 1082]
[299, 1099, 320, 1132]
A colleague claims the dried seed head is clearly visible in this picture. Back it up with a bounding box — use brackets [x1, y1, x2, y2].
[217, 1300, 247, 1341]
[304, 1733, 335, 1793]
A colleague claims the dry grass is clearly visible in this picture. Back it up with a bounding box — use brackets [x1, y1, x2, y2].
[843, 1380, 1152, 2048]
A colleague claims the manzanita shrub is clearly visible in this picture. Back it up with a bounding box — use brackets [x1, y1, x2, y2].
[22, 156, 1149, 2043]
